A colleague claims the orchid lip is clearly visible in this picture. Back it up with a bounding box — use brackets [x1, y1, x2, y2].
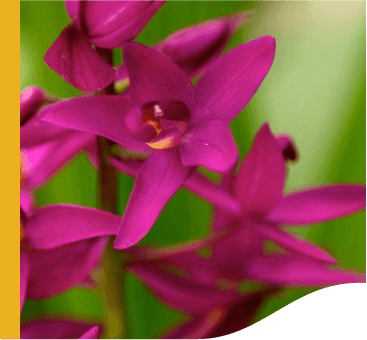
[126, 100, 191, 150]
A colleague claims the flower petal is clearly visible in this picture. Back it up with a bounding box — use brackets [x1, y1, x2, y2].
[26, 237, 107, 299]
[235, 123, 285, 216]
[20, 87, 46, 125]
[246, 256, 366, 286]
[179, 120, 238, 173]
[20, 189, 34, 215]
[20, 320, 99, 339]
[20, 248, 29, 313]
[65, 1, 79, 19]
[123, 42, 195, 112]
[163, 309, 226, 339]
[81, 1, 164, 49]
[114, 148, 190, 249]
[79, 326, 100, 339]
[206, 293, 270, 338]
[255, 223, 337, 263]
[23, 132, 96, 188]
[110, 157, 240, 214]
[192, 35, 275, 123]
[129, 262, 240, 315]
[20, 116, 73, 149]
[39, 95, 149, 150]
[44, 23, 115, 91]
[164, 295, 264, 340]
[267, 185, 366, 225]
[184, 171, 241, 215]
[25, 205, 120, 250]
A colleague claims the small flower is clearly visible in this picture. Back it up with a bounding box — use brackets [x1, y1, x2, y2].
[40, 36, 276, 249]
[44, 1, 165, 91]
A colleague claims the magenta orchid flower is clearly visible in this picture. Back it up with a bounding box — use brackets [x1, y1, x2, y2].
[120, 124, 365, 337]
[45, 0, 164, 91]
[20, 319, 100, 339]
[116, 11, 252, 83]
[215, 123, 366, 264]
[40, 36, 276, 249]
[20, 204, 120, 308]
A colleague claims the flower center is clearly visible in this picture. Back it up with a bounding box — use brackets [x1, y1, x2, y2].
[126, 100, 190, 150]
[144, 100, 190, 150]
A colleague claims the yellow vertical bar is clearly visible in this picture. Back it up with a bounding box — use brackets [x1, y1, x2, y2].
[0, 0, 20, 338]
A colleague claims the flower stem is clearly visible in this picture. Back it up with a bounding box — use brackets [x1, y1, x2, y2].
[96, 47, 128, 339]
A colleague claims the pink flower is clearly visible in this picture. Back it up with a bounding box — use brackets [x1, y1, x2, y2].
[40, 36, 276, 249]
[120, 123, 365, 337]
[44, 1, 164, 91]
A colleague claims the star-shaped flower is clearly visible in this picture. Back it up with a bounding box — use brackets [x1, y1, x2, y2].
[121, 123, 365, 337]
[40, 36, 276, 249]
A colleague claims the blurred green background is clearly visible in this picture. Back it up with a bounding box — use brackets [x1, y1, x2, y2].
[20, 1, 365, 339]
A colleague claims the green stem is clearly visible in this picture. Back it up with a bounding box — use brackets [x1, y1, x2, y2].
[95, 47, 128, 339]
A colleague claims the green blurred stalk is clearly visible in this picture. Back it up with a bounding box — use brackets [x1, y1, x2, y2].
[96, 48, 127, 339]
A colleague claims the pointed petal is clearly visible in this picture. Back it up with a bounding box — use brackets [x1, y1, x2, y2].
[20, 116, 73, 149]
[65, 0, 79, 19]
[20, 189, 34, 214]
[39, 95, 149, 150]
[20, 87, 46, 125]
[25, 205, 120, 250]
[165, 294, 264, 340]
[44, 23, 115, 91]
[184, 171, 241, 214]
[235, 123, 285, 216]
[129, 262, 240, 315]
[26, 237, 107, 299]
[206, 292, 270, 338]
[123, 42, 195, 112]
[20, 249, 29, 313]
[82, 1, 164, 49]
[163, 309, 226, 339]
[192, 35, 275, 123]
[23, 132, 96, 188]
[20, 320, 99, 339]
[267, 185, 366, 225]
[246, 256, 366, 286]
[256, 223, 338, 263]
[114, 148, 190, 249]
[180, 120, 238, 173]
[110, 156, 241, 214]
[79, 326, 100, 339]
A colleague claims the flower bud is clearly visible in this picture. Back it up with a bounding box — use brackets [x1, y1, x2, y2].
[66, 0, 165, 49]
[156, 12, 252, 77]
